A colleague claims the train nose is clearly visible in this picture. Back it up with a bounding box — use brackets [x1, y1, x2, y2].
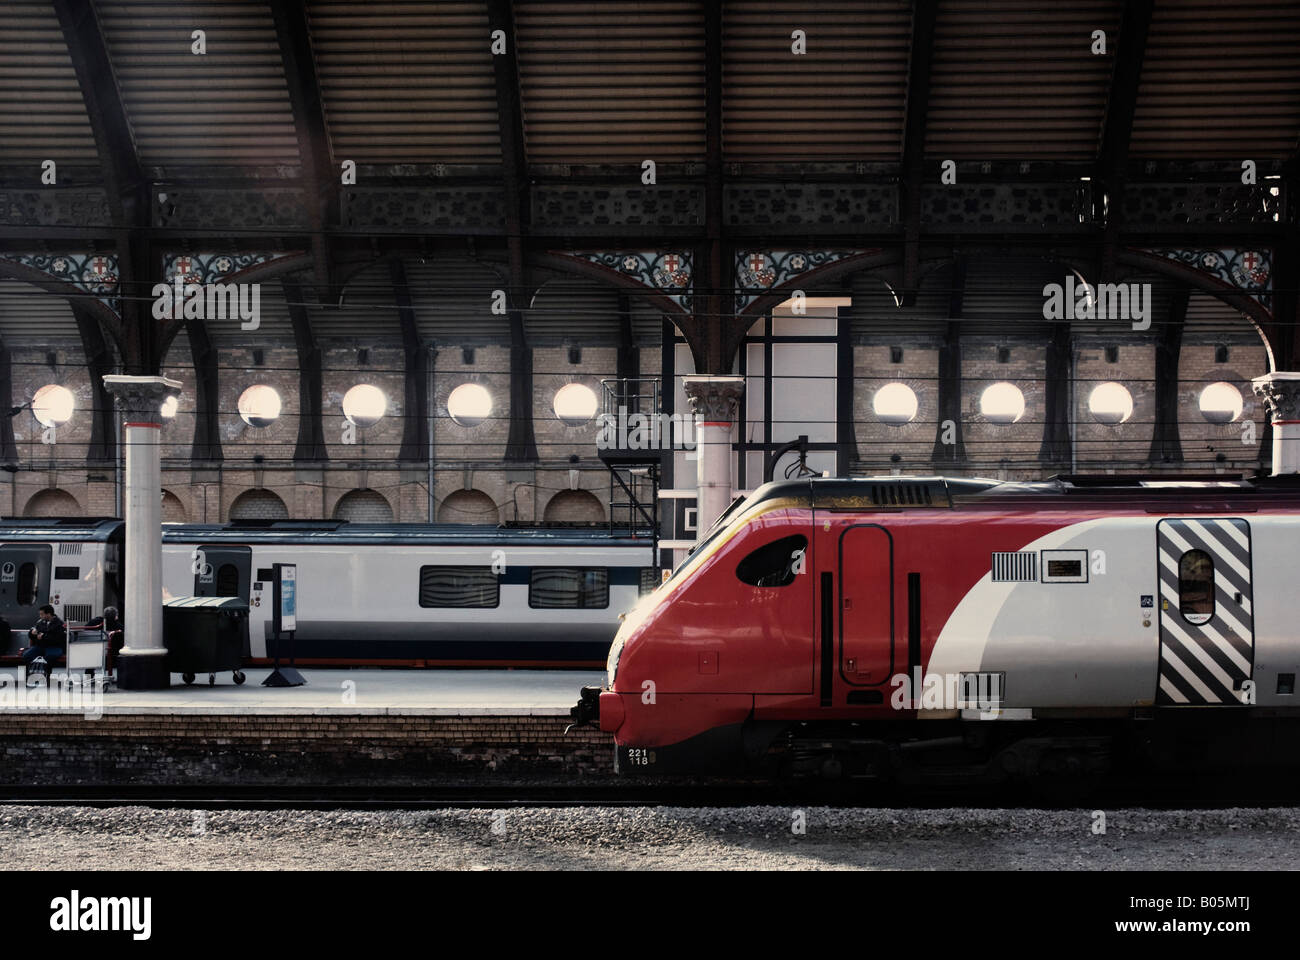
[568, 686, 626, 734]
[597, 691, 625, 733]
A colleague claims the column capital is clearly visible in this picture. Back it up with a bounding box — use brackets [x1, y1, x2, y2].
[102, 375, 182, 422]
[1251, 372, 1300, 423]
[682, 375, 745, 423]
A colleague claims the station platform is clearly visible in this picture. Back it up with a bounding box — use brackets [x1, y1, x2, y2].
[0, 668, 615, 788]
[0, 668, 605, 715]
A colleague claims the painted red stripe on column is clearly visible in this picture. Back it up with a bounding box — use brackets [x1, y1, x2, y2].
[123, 422, 162, 429]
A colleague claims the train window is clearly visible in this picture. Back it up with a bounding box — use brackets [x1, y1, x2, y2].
[16, 563, 37, 606]
[638, 568, 660, 596]
[1178, 549, 1215, 625]
[735, 535, 808, 588]
[529, 568, 609, 609]
[216, 564, 240, 597]
[54, 566, 79, 580]
[419, 566, 499, 608]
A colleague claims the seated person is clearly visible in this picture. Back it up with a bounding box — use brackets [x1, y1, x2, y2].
[85, 606, 121, 635]
[20, 605, 67, 668]
[86, 606, 123, 672]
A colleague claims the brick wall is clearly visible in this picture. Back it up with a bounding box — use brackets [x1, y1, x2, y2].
[0, 714, 615, 785]
[434, 345, 511, 463]
[11, 340, 94, 465]
[853, 341, 940, 470]
[0, 273, 1280, 526]
[1178, 341, 1267, 468]
[1073, 339, 1157, 470]
[960, 339, 1049, 478]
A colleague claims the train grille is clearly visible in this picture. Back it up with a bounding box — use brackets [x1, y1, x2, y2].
[991, 551, 1037, 582]
[57, 543, 82, 555]
[62, 604, 93, 625]
[868, 484, 933, 506]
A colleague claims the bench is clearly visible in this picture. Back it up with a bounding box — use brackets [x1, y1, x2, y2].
[5, 626, 109, 686]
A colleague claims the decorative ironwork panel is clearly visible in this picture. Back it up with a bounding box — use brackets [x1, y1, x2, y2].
[0, 252, 120, 315]
[0, 189, 112, 228]
[734, 249, 874, 312]
[340, 187, 504, 230]
[1124, 183, 1280, 224]
[921, 184, 1090, 225]
[162, 252, 299, 283]
[1143, 248, 1272, 309]
[532, 187, 704, 227]
[725, 183, 896, 227]
[566, 251, 693, 313]
[154, 187, 309, 229]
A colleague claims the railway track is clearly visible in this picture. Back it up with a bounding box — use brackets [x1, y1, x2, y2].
[3, 773, 1300, 810]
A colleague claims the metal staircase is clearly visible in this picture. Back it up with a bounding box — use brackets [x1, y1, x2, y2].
[596, 378, 663, 542]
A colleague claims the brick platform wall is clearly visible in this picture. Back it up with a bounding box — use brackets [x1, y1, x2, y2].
[0, 714, 615, 785]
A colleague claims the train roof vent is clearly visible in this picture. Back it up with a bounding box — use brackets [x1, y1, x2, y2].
[225, 519, 347, 530]
[991, 551, 1038, 583]
[869, 483, 934, 507]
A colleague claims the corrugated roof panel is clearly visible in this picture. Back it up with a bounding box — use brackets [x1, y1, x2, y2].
[525, 277, 623, 344]
[204, 276, 295, 343]
[97, 0, 300, 167]
[1182, 290, 1268, 341]
[629, 296, 665, 345]
[308, 0, 502, 163]
[954, 256, 1060, 336]
[925, 0, 1122, 159]
[317, 258, 512, 344]
[0, 280, 81, 340]
[314, 260, 402, 341]
[848, 268, 950, 338]
[515, 1, 706, 162]
[1066, 273, 1172, 339]
[404, 257, 511, 343]
[724, 0, 910, 160]
[1130, 0, 1300, 159]
[0, 2, 99, 162]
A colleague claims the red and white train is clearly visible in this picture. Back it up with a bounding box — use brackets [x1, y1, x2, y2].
[573, 475, 1300, 780]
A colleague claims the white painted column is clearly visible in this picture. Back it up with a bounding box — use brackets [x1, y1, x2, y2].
[1252, 372, 1300, 476]
[682, 375, 744, 539]
[102, 375, 182, 689]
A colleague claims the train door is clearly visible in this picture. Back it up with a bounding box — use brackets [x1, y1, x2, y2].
[838, 524, 894, 687]
[1156, 518, 1254, 705]
[0, 544, 53, 637]
[193, 545, 252, 600]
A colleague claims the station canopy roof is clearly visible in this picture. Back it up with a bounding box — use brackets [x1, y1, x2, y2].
[3, 0, 1297, 182]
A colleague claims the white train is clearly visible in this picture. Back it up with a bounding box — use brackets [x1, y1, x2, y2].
[0, 519, 657, 666]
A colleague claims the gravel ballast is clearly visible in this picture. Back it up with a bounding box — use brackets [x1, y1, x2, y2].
[3, 805, 1299, 870]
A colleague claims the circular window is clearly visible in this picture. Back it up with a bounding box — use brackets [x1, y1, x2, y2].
[447, 383, 492, 427]
[342, 384, 387, 427]
[980, 383, 1026, 424]
[160, 395, 179, 419]
[872, 383, 918, 425]
[1199, 382, 1243, 424]
[31, 384, 75, 427]
[553, 383, 598, 426]
[1088, 382, 1134, 425]
[237, 385, 282, 428]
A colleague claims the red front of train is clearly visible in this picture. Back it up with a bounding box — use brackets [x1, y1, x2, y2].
[574, 477, 1072, 774]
